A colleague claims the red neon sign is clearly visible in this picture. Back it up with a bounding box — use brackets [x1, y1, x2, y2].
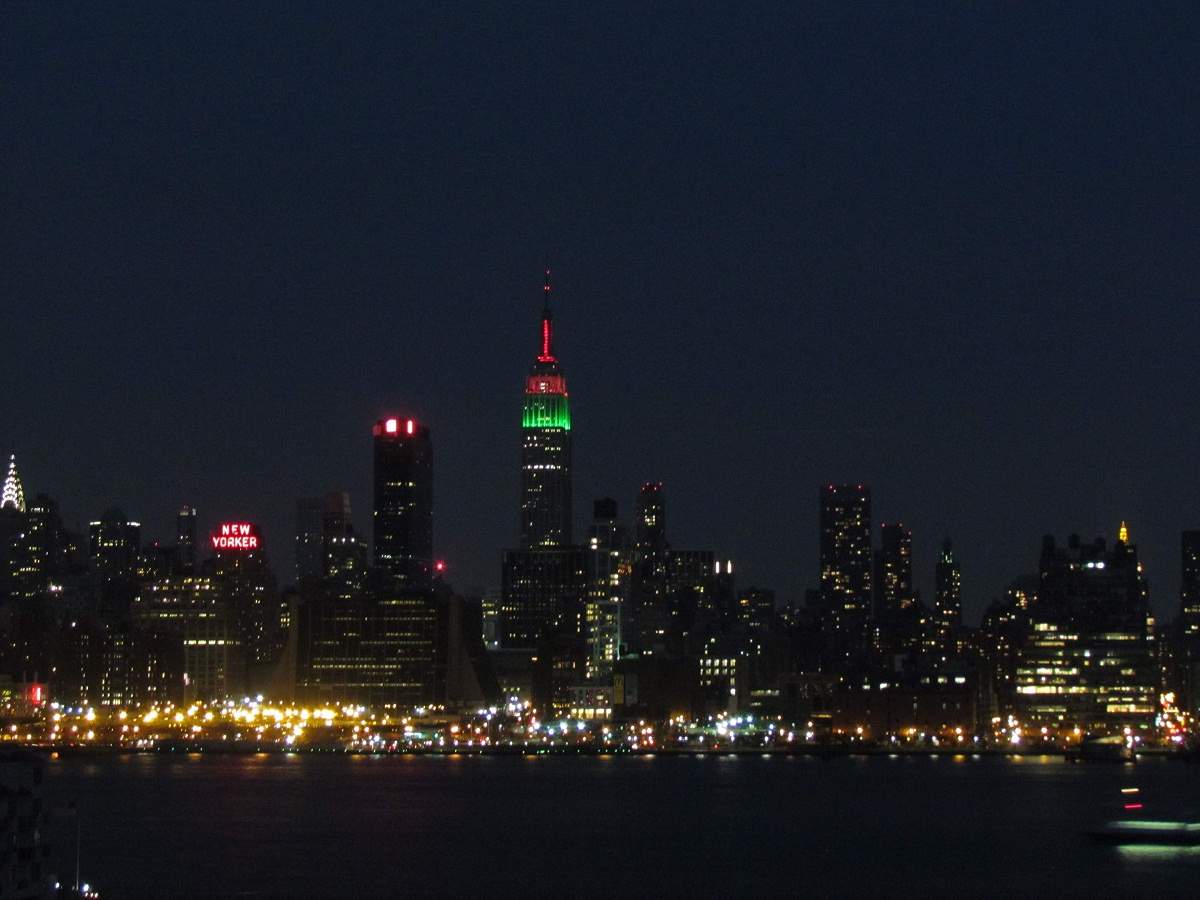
[211, 522, 260, 551]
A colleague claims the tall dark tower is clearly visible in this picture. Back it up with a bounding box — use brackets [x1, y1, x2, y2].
[934, 538, 962, 660]
[818, 484, 872, 667]
[176, 505, 198, 574]
[372, 416, 433, 584]
[519, 271, 573, 548]
[875, 522, 913, 614]
[1182, 530, 1200, 637]
[631, 482, 669, 650]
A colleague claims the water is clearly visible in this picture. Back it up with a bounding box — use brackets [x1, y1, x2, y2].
[41, 752, 1200, 898]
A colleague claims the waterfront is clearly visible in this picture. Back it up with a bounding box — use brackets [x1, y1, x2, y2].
[42, 753, 1200, 898]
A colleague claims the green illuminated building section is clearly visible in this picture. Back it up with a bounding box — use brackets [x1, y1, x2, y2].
[522, 393, 571, 430]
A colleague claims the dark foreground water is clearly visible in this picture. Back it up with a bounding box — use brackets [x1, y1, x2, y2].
[40, 752, 1200, 898]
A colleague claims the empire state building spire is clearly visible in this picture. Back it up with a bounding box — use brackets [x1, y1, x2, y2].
[1, 455, 25, 512]
[539, 267, 556, 363]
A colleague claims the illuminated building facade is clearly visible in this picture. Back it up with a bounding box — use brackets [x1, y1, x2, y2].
[585, 499, 629, 679]
[519, 274, 572, 548]
[372, 417, 433, 585]
[135, 575, 234, 702]
[818, 484, 872, 665]
[1013, 531, 1157, 734]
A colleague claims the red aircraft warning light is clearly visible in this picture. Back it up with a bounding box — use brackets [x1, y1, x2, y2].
[375, 417, 418, 437]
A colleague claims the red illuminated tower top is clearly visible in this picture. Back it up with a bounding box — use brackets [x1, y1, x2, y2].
[538, 268, 556, 363]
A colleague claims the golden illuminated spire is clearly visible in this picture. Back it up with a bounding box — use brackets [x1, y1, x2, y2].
[1118, 521, 1130, 544]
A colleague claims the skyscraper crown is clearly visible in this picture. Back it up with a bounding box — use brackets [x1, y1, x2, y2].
[1, 455, 24, 512]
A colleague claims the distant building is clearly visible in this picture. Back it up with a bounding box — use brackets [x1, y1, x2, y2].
[874, 522, 913, 614]
[500, 276, 581, 655]
[818, 484, 872, 666]
[88, 508, 141, 582]
[297, 582, 440, 708]
[296, 582, 494, 710]
[295, 496, 325, 584]
[1013, 529, 1157, 735]
[206, 521, 279, 691]
[737, 587, 776, 632]
[933, 539, 963, 662]
[1181, 530, 1200, 637]
[372, 417, 433, 585]
[134, 575, 233, 702]
[499, 548, 588, 649]
[630, 482, 670, 650]
[519, 272, 573, 548]
[585, 498, 629, 679]
[176, 505, 198, 574]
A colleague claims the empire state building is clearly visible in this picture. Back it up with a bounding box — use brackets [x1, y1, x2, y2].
[519, 272, 572, 547]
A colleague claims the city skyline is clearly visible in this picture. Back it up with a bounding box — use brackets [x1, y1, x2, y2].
[5, 5, 1199, 623]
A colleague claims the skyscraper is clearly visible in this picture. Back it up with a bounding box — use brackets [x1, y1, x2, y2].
[88, 509, 141, 582]
[372, 416, 433, 584]
[1013, 531, 1156, 733]
[295, 497, 325, 584]
[585, 498, 630, 679]
[818, 484, 872, 666]
[1182, 530, 1200, 637]
[631, 482, 670, 651]
[176, 506, 198, 575]
[1, 455, 24, 512]
[933, 538, 962, 660]
[499, 274, 585, 657]
[519, 272, 572, 548]
[874, 523, 913, 614]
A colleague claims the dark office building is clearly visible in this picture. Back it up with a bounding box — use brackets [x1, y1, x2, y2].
[875, 522, 913, 614]
[176, 506, 198, 574]
[519, 273, 573, 548]
[297, 583, 440, 708]
[9, 494, 68, 601]
[737, 587, 776, 632]
[88, 509, 141, 582]
[1182, 530, 1200, 637]
[323, 492, 368, 599]
[818, 484, 872, 666]
[296, 581, 494, 709]
[499, 548, 588, 649]
[372, 417, 433, 584]
[295, 497, 325, 584]
[933, 539, 963, 661]
[630, 482, 670, 650]
[207, 522, 280, 688]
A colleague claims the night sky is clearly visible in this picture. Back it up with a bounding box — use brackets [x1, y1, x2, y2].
[3, 4, 1198, 622]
